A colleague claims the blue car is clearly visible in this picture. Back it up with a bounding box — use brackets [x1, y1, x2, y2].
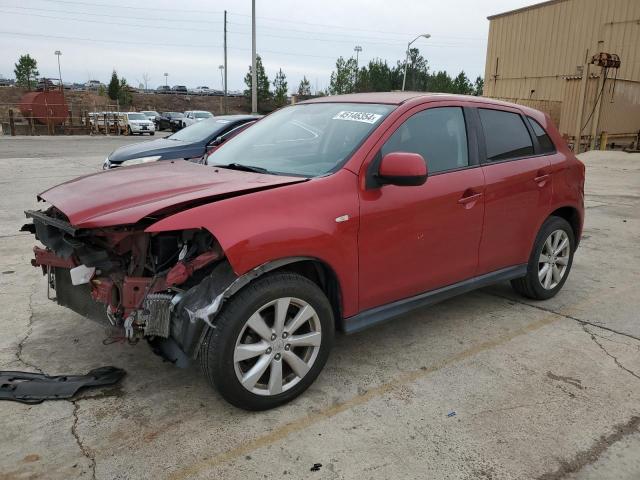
[104, 115, 260, 169]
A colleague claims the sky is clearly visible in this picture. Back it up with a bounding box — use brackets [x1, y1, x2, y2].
[0, 0, 535, 93]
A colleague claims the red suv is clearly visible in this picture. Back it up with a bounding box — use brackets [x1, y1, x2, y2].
[23, 93, 585, 410]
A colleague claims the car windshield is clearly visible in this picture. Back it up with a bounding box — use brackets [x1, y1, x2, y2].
[128, 113, 147, 121]
[195, 112, 212, 118]
[143, 111, 158, 116]
[208, 103, 393, 176]
[168, 117, 233, 142]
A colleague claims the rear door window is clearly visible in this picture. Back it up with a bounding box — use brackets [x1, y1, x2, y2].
[479, 109, 534, 162]
[381, 107, 469, 174]
[527, 117, 555, 154]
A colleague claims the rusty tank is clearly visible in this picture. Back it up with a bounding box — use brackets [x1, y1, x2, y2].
[19, 90, 69, 125]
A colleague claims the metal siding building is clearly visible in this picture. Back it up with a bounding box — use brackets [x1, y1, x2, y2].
[483, 0, 640, 150]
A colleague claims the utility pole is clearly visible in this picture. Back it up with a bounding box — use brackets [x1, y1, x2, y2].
[224, 10, 228, 113]
[54, 50, 62, 93]
[354, 45, 362, 90]
[251, 0, 257, 114]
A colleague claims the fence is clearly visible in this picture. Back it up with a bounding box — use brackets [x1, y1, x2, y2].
[0, 102, 137, 136]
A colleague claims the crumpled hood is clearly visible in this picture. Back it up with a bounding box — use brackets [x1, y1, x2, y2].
[38, 161, 305, 228]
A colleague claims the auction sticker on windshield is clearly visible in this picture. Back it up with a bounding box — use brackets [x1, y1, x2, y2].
[332, 111, 382, 124]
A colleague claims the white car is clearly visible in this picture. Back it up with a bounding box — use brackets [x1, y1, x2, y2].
[181, 110, 214, 128]
[141, 110, 160, 123]
[194, 86, 211, 95]
[125, 112, 156, 135]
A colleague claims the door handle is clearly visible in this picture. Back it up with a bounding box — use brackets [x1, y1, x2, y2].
[534, 173, 551, 186]
[458, 192, 483, 205]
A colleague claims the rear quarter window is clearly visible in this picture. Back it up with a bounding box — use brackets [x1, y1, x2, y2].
[528, 117, 556, 154]
[479, 108, 534, 162]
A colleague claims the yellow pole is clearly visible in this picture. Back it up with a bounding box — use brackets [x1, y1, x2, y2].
[599, 131, 607, 151]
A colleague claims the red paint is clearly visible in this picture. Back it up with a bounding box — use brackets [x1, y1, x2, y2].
[165, 249, 222, 287]
[33, 93, 584, 322]
[121, 277, 167, 312]
[90, 277, 115, 305]
[379, 152, 427, 178]
[38, 160, 305, 228]
[32, 246, 77, 268]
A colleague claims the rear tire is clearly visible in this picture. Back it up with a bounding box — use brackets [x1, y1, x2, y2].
[511, 216, 575, 300]
[199, 272, 334, 410]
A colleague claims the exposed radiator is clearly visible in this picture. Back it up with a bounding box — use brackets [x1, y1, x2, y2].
[141, 293, 174, 338]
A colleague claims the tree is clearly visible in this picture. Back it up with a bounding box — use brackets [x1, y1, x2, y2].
[452, 71, 474, 95]
[118, 77, 132, 106]
[329, 56, 358, 95]
[273, 68, 288, 107]
[399, 48, 429, 91]
[427, 70, 455, 93]
[473, 76, 484, 96]
[356, 59, 394, 92]
[297, 76, 311, 96]
[14, 54, 39, 90]
[244, 55, 271, 109]
[107, 70, 120, 101]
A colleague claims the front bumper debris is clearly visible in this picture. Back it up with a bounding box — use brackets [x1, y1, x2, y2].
[0, 367, 126, 404]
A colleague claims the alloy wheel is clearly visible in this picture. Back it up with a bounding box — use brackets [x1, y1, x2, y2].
[538, 229, 570, 290]
[233, 297, 322, 396]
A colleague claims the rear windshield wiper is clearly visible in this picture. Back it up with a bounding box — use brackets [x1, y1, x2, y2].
[216, 163, 270, 174]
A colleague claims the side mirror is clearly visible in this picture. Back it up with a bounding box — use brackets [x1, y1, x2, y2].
[376, 152, 428, 187]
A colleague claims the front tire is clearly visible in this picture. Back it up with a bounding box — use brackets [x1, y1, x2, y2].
[511, 216, 575, 300]
[199, 272, 334, 410]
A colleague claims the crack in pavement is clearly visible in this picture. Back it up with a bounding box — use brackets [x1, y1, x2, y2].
[536, 416, 640, 480]
[582, 324, 640, 381]
[484, 291, 640, 342]
[15, 282, 44, 374]
[71, 400, 97, 480]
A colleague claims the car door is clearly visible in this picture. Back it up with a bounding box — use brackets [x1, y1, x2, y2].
[358, 103, 485, 311]
[475, 106, 552, 273]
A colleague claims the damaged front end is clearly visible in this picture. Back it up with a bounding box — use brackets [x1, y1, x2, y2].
[22, 207, 235, 366]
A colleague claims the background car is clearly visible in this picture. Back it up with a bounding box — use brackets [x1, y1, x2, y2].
[123, 112, 155, 136]
[156, 85, 171, 94]
[103, 114, 259, 168]
[85, 80, 105, 90]
[179, 110, 214, 129]
[155, 111, 184, 131]
[194, 86, 211, 95]
[141, 110, 160, 124]
[172, 85, 188, 94]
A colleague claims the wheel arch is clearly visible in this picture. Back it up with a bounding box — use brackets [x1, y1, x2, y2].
[268, 258, 344, 332]
[222, 256, 345, 333]
[549, 205, 582, 246]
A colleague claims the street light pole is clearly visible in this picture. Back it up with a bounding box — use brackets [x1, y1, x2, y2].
[402, 33, 430, 91]
[164, 72, 168, 87]
[223, 9, 228, 113]
[54, 50, 62, 93]
[354, 45, 362, 89]
[251, 0, 257, 114]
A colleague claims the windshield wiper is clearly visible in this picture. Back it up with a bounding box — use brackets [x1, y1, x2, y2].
[216, 163, 270, 174]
